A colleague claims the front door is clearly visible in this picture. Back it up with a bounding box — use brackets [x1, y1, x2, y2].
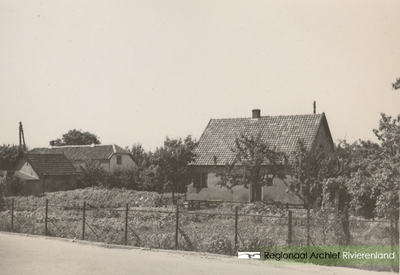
[251, 183, 262, 202]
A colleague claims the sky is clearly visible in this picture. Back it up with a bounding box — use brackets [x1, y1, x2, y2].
[1, 0, 400, 151]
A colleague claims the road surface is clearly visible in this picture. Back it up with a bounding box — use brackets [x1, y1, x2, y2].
[0, 232, 394, 275]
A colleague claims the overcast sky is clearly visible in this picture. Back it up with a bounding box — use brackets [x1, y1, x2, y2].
[1, 0, 399, 151]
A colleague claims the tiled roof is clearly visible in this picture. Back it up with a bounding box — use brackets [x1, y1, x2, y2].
[30, 144, 131, 161]
[25, 153, 77, 176]
[193, 113, 326, 166]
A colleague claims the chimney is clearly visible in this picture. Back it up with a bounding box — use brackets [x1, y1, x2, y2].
[252, 109, 261, 119]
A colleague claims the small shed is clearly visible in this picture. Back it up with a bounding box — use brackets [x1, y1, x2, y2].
[14, 153, 78, 195]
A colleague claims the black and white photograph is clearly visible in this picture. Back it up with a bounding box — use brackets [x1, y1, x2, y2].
[0, 0, 399, 274]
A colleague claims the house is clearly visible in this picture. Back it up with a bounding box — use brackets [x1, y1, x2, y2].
[187, 109, 334, 204]
[13, 153, 78, 195]
[30, 144, 136, 173]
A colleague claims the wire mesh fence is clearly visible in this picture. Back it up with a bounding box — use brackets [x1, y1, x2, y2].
[237, 214, 289, 248]
[178, 211, 236, 254]
[0, 198, 398, 257]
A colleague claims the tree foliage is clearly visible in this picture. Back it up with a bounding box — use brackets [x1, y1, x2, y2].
[373, 113, 400, 157]
[0, 173, 7, 210]
[392, 77, 400, 90]
[367, 113, 399, 219]
[51, 129, 101, 146]
[216, 133, 287, 193]
[322, 113, 399, 220]
[0, 144, 22, 170]
[322, 140, 380, 217]
[152, 136, 198, 193]
[289, 140, 332, 207]
[77, 159, 106, 188]
[130, 143, 150, 167]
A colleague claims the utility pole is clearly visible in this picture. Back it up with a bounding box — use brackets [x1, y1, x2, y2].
[19, 122, 26, 153]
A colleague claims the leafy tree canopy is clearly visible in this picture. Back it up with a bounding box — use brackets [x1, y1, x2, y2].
[322, 113, 399, 220]
[0, 144, 22, 170]
[130, 143, 150, 167]
[289, 140, 331, 207]
[392, 77, 400, 90]
[77, 159, 106, 188]
[216, 133, 287, 192]
[152, 135, 198, 193]
[51, 129, 101, 146]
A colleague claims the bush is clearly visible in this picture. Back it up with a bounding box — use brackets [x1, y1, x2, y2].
[77, 159, 106, 188]
[0, 179, 5, 211]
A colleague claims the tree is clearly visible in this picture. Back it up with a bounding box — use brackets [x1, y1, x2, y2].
[0, 174, 7, 210]
[342, 114, 399, 220]
[128, 143, 160, 191]
[370, 113, 399, 219]
[322, 113, 399, 220]
[51, 129, 101, 146]
[373, 113, 400, 157]
[130, 143, 150, 167]
[151, 136, 198, 201]
[289, 140, 331, 208]
[0, 144, 22, 171]
[77, 159, 106, 188]
[216, 133, 287, 201]
[392, 77, 400, 90]
[322, 140, 379, 215]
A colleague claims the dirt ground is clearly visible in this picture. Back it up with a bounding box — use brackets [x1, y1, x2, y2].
[0, 232, 394, 275]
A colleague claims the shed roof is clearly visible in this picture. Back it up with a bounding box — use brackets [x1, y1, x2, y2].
[30, 144, 131, 161]
[24, 153, 78, 176]
[193, 113, 331, 166]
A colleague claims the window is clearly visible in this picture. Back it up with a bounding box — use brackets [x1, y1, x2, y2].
[193, 172, 208, 188]
[201, 172, 208, 188]
[117, 155, 122, 165]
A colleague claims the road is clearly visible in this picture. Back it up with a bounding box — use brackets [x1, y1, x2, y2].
[0, 232, 393, 275]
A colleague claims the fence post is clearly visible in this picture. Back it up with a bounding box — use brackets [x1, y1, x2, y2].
[125, 203, 128, 245]
[175, 204, 179, 250]
[11, 198, 14, 232]
[343, 206, 350, 245]
[82, 201, 86, 240]
[234, 206, 238, 253]
[307, 206, 310, 246]
[45, 199, 48, 236]
[288, 210, 292, 245]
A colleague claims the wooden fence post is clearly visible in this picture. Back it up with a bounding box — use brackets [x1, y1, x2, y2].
[288, 210, 292, 245]
[45, 199, 48, 236]
[234, 206, 238, 253]
[175, 204, 179, 250]
[125, 203, 128, 245]
[307, 206, 310, 246]
[82, 201, 86, 240]
[11, 198, 14, 232]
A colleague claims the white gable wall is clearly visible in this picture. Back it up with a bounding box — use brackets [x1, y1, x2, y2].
[109, 154, 136, 172]
[15, 158, 39, 179]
